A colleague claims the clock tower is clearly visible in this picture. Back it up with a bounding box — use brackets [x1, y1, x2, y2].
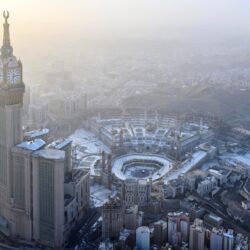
[0, 11, 25, 217]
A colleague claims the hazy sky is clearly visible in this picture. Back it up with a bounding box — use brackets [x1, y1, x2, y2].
[2, 0, 250, 37]
[2, 0, 250, 58]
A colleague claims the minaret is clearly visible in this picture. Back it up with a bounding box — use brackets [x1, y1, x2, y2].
[0, 11, 25, 214]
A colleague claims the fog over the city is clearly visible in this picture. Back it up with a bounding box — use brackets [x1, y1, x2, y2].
[2, 0, 250, 128]
[3, 0, 250, 57]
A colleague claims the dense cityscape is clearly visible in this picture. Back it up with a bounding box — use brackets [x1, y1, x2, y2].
[1, 3, 250, 250]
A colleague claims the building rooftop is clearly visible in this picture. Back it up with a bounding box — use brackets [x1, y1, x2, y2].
[136, 226, 150, 233]
[33, 149, 65, 160]
[103, 197, 123, 209]
[48, 138, 72, 150]
[98, 241, 114, 250]
[16, 139, 46, 151]
[199, 143, 212, 151]
[119, 229, 131, 241]
[169, 178, 185, 187]
[209, 167, 231, 177]
[205, 213, 223, 223]
[168, 211, 189, 218]
[125, 205, 138, 214]
[164, 150, 207, 185]
[154, 220, 167, 226]
[223, 229, 234, 237]
[221, 153, 250, 167]
[24, 128, 49, 139]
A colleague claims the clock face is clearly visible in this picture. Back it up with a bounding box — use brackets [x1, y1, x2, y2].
[7, 68, 21, 84]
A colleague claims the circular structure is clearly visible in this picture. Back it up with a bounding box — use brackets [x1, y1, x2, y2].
[112, 153, 171, 182]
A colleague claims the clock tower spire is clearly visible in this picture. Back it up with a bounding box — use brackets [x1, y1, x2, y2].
[1, 11, 13, 59]
[0, 11, 23, 86]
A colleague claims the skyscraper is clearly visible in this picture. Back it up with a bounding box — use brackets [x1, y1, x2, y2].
[210, 228, 223, 250]
[189, 219, 205, 250]
[136, 226, 150, 250]
[167, 212, 190, 246]
[102, 197, 125, 239]
[0, 13, 90, 248]
[0, 10, 25, 236]
[223, 229, 234, 250]
[11, 139, 46, 239]
[154, 220, 167, 247]
[32, 149, 65, 248]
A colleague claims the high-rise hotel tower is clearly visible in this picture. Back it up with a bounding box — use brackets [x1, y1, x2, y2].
[0, 10, 25, 231]
[0, 12, 90, 249]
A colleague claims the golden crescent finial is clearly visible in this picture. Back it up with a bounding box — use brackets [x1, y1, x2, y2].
[3, 10, 9, 21]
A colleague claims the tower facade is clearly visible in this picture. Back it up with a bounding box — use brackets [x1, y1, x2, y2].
[0, 11, 25, 226]
[210, 228, 223, 250]
[136, 226, 150, 250]
[223, 229, 234, 250]
[102, 197, 124, 239]
[154, 220, 167, 247]
[122, 179, 151, 208]
[189, 219, 205, 250]
[32, 149, 65, 248]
